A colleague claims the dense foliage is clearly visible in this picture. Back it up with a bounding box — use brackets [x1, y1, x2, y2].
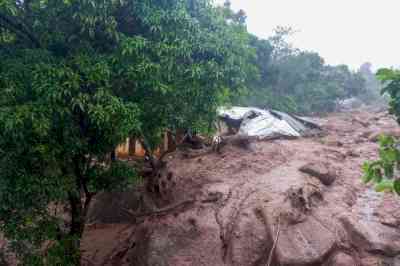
[363, 69, 400, 194]
[238, 27, 367, 114]
[0, 0, 253, 264]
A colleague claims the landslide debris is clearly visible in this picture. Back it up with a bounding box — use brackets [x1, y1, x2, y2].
[82, 110, 400, 266]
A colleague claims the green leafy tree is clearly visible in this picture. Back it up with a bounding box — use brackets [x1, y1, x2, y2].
[0, 0, 253, 264]
[363, 135, 400, 193]
[240, 27, 366, 114]
[268, 26, 299, 61]
[363, 69, 400, 194]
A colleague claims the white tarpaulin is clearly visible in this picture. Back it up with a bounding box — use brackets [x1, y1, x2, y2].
[217, 106, 321, 139]
[217, 106, 268, 120]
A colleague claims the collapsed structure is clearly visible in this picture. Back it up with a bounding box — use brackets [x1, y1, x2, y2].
[116, 106, 321, 158]
[217, 106, 322, 139]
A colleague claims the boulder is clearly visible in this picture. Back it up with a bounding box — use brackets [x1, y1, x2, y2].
[326, 252, 357, 266]
[359, 130, 374, 139]
[324, 138, 344, 147]
[299, 162, 337, 186]
[275, 215, 337, 265]
[375, 196, 400, 228]
[340, 215, 400, 256]
[368, 132, 383, 142]
[128, 209, 225, 266]
[346, 150, 360, 158]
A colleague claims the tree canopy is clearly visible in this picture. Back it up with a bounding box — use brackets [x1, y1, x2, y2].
[0, 0, 253, 264]
[238, 27, 368, 114]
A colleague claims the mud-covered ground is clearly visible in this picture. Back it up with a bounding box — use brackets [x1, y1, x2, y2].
[82, 110, 400, 266]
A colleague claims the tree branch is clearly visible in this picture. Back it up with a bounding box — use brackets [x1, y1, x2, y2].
[157, 129, 194, 162]
[73, 156, 95, 199]
[138, 137, 157, 170]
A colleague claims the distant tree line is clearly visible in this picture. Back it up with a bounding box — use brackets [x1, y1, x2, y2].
[234, 23, 377, 114]
[221, 1, 383, 114]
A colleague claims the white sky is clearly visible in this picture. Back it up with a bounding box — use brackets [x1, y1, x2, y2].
[214, 0, 400, 70]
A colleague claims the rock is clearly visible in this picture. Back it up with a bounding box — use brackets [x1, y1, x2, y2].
[370, 116, 381, 122]
[286, 185, 323, 215]
[129, 209, 225, 266]
[359, 130, 374, 139]
[299, 162, 337, 186]
[230, 210, 270, 266]
[88, 189, 145, 223]
[343, 189, 357, 207]
[340, 215, 400, 256]
[360, 256, 384, 266]
[326, 252, 357, 266]
[352, 117, 370, 128]
[393, 255, 400, 266]
[346, 150, 360, 158]
[368, 132, 383, 142]
[275, 215, 337, 265]
[375, 196, 400, 228]
[326, 139, 344, 147]
[369, 130, 400, 142]
[322, 148, 347, 161]
[354, 138, 365, 144]
[361, 255, 397, 266]
[224, 134, 253, 150]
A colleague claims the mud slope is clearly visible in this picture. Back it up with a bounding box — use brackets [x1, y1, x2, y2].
[82, 110, 400, 266]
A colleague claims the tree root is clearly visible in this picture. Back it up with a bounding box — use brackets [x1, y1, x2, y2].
[123, 199, 196, 221]
[267, 214, 281, 266]
[254, 207, 282, 266]
[221, 189, 258, 263]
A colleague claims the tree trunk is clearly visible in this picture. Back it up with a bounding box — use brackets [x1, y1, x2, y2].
[66, 190, 94, 265]
[166, 131, 176, 151]
[111, 150, 117, 162]
[128, 137, 136, 156]
[67, 192, 84, 265]
[66, 154, 95, 266]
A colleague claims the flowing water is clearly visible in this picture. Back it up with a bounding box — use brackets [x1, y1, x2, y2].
[353, 186, 384, 222]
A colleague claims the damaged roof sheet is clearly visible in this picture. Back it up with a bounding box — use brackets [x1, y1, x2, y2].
[217, 106, 321, 139]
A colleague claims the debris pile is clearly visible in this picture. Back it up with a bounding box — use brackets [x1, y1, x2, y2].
[81, 110, 400, 266]
[217, 106, 321, 139]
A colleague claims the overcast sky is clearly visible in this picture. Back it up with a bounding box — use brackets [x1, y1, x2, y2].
[214, 0, 400, 70]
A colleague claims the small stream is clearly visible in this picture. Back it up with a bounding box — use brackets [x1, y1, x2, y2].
[353, 187, 384, 222]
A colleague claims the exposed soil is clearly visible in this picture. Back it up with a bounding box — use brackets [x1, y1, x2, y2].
[82, 109, 400, 266]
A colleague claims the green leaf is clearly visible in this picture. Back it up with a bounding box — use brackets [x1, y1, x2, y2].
[394, 180, 400, 195]
[375, 179, 394, 193]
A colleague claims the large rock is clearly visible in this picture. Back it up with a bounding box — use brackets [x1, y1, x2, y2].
[375, 196, 400, 228]
[368, 132, 383, 142]
[340, 215, 400, 256]
[322, 137, 344, 147]
[326, 252, 357, 266]
[88, 189, 145, 224]
[274, 215, 337, 265]
[299, 162, 337, 186]
[127, 209, 225, 266]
